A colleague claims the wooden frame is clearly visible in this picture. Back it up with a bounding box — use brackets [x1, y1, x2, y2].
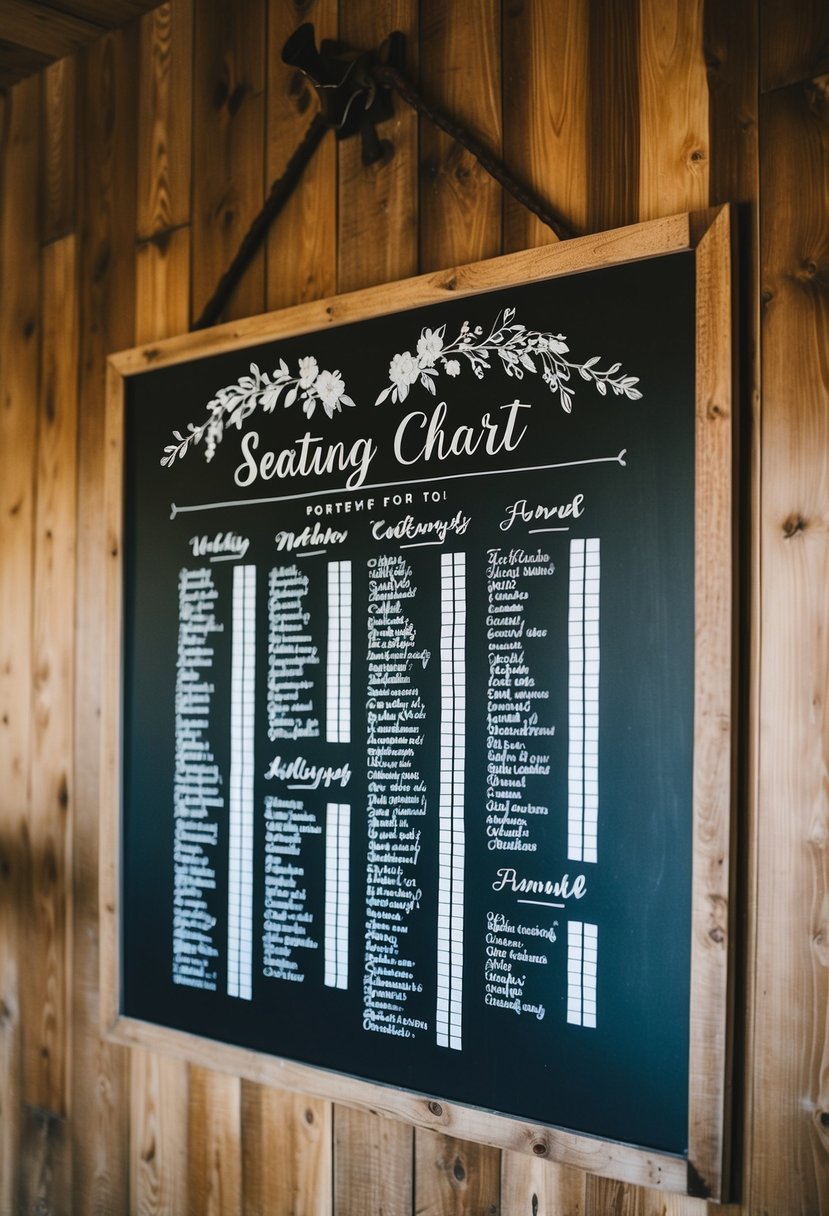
[101, 207, 734, 1199]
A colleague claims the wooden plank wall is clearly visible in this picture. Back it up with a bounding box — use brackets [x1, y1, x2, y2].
[0, 1, 826, 1212]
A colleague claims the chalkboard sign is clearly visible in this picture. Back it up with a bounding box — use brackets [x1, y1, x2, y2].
[102, 210, 734, 1198]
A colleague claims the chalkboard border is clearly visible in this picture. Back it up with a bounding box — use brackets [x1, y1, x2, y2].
[101, 207, 735, 1200]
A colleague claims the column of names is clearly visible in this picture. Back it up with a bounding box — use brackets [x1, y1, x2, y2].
[173, 567, 223, 991]
[364, 555, 429, 1039]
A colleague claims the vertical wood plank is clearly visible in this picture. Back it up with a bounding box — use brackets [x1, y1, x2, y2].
[191, 0, 266, 325]
[19, 229, 79, 1216]
[637, 0, 709, 220]
[266, 0, 338, 309]
[41, 58, 77, 244]
[336, 0, 419, 292]
[502, 0, 589, 251]
[501, 1151, 586, 1216]
[72, 24, 140, 1214]
[752, 72, 829, 1216]
[189, 1065, 243, 1216]
[419, 0, 502, 271]
[136, 0, 192, 242]
[132, 1050, 189, 1216]
[415, 1128, 500, 1216]
[586, 0, 640, 233]
[333, 1106, 413, 1216]
[242, 1084, 333, 1216]
[130, 7, 194, 1214]
[760, 0, 829, 92]
[0, 74, 40, 1216]
[704, 0, 759, 210]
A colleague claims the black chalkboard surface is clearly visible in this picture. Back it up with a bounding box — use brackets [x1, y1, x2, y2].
[105, 212, 734, 1197]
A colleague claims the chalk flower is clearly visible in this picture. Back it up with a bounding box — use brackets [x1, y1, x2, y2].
[416, 327, 444, 367]
[314, 368, 346, 417]
[389, 350, 419, 397]
[298, 356, 319, 388]
[444, 359, 461, 377]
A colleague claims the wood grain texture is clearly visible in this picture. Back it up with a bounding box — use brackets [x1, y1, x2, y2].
[415, 1128, 500, 1216]
[687, 206, 734, 1204]
[130, 10, 194, 1213]
[502, 0, 588, 250]
[137, 0, 192, 240]
[131, 1048, 189, 1216]
[23, 231, 78, 1119]
[419, 0, 502, 271]
[637, 0, 709, 220]
[761, 0, 829, 92]
[587, 0, 640, 233]
[333, 1105, 413, 1216]
[0, 0, 102, 57]
[704, 0, 759, 209]
[336, 0, 419, 292]
[191, 0, 266, 325]
[18, 230, 79, 1216]
[41, 57, 77, 243]
[0, 74, 40, 1216]
[752, 72, 829, 1216]
[266, 0, 338, 309]
[71, 25, 139, 1213]
[242, 1083, 333, 1216]
[500, 1150, 587, 1216]
[189, 1066, 243, 1216]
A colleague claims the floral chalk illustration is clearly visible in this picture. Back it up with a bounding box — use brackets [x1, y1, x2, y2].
[374, 308, 642, 413]
[161, 358, 355, 467]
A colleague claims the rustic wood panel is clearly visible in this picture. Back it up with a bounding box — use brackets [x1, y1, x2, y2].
[419, 0, 502, 270]
[241, 1084, 333, 1216]
[191, 0, 266, 325]
[189, 1065, 243, 1216]
[71, 24, 140, 1214]
[0, 0, 102, 58]
[131, 1048, 189, 1216]
[586, 0, 640, 233]
[18, 229, 78, 1216]
[336, 0, 419, 292]
[502, 0, 589, 249]
[752, 73, 829, 1216]
[130, 9, 193, 1214]
[415, 1129, 500, 1216]
[0, 73, 40, 1216]
[265, 0, 338, 309]
[41, 57, 77, 243]
[761, 0, 829, 91]
[333, 1106, 413, 1216]
[136, 0, 192, 241]
[501, 1150, 587, 1216]
[637, 0, 709, 220]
